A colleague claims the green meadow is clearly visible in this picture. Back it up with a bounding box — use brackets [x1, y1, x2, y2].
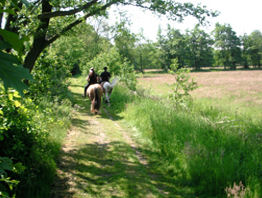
[108, 70, 262, 197]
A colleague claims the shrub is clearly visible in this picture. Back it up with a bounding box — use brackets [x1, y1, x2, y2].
[0, 157, 19, 197]
[0, 87, 72, 197]
[168, 60, 198, 108]
[0, 88, 47, 196]
[28, 51, 72, 102]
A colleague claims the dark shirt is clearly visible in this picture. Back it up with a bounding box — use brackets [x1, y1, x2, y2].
[88, 71, 98, 84]
[100, 71, 111, 82]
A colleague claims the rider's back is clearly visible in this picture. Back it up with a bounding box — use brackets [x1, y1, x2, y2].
[88, 70, 98, 84]
[100, 71, 110, 82]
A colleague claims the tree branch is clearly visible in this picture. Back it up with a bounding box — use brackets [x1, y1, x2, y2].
[121, 2, 154, 11]
[38, 0, 98, 19]
[47, 1, 116, 45]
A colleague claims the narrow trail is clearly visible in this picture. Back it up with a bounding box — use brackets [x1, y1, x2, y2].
[51, 82, 192, 198]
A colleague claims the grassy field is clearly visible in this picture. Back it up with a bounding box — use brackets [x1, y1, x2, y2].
[137, 70, 262, 122]
[108, 69, 262, 197]
[138, 70, 262, 103]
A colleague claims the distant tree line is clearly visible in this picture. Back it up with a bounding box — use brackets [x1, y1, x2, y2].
[41, 20, 262, 75]
[115, 23, 262, 71]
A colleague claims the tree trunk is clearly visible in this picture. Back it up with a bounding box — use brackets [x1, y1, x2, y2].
[140, 53, 144, 73]
[230, 64, 236, 70]
[22, 0, 113, 72]
[23, 0, 52, 72]
[243, 59, 249, 69]
[244, 65, 249, 69]
[23, 39, 48, 72]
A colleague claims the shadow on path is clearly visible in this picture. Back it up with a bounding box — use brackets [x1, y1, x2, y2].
[52, 81, 194, 197]
[53, 140, 194, 198]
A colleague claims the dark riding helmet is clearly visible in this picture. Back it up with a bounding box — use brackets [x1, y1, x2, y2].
[103, 66, 107, 70]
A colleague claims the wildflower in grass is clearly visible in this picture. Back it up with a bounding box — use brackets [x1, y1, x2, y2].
[225, 181, 247, 198]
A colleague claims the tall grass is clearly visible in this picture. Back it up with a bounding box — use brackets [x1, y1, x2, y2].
[194, 97, 262, 125]
[110, 85, 262, 197]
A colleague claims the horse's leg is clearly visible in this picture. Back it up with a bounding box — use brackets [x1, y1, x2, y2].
[94, 87, 102, 114]
[105, 89, 110, 103]
[108, 88, 113, 102]
[90, 94, 95, 113]
[88, 87, 96, 113]
[91, 99, 95, 113]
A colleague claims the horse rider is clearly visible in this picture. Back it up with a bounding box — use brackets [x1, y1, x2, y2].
[100, 66, 112, 103]
[84, 67, 98, 97]
[100, 66, 111, 83]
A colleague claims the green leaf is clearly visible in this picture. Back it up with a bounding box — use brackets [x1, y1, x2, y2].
[0, 51, 19, 64]
[0, 40, 12, 50]
[0, 52, 33, 96]
[0, 30, 23, 53]
[0, 157, 13, 173]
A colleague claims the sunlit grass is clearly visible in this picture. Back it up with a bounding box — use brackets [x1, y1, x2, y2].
[194, 97, 262, 124]
[109, 74, 262, 197]
[138, 70, 262, 122]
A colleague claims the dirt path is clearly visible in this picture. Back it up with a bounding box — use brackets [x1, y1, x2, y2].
[51, 82, 192, 198]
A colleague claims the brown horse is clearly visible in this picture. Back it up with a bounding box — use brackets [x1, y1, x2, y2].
[86, 83, 103, 114]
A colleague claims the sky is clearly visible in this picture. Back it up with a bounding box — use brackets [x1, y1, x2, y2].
[107, 0, 262, 41]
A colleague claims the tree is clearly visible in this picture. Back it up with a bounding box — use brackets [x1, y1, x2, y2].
[114, 21, 138, 68]
[248, 30, 262, 67]
[241, 34, 251, 69]
[185, 25, 213, 70]
[213, 23, 241, 69]
[2, 0, 217, 74]
[157, 26, 187, 70]
[134, 41, 162, 70]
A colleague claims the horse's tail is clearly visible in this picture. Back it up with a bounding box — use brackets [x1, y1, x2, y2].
[110, 77, 119, 87]
[94, 87, 101, 113]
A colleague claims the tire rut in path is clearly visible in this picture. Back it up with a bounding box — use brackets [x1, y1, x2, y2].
[103, 108, 148, 166]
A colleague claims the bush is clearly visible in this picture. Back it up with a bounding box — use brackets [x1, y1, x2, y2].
[0, 88, 47, 196]
[28, 51, 72, 102]
[0, 157, 19, 197]
[0, 86, 72, 197]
